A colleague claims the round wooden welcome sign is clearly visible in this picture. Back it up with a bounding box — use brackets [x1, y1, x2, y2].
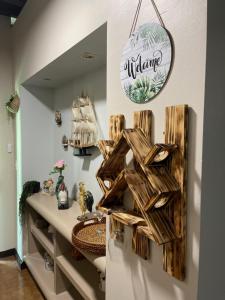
[120, 23, 172, 103]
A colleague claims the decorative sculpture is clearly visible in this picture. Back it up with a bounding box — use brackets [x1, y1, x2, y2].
[69, 94, 98, 156]
[50, 160, 69, 209]
[43, 178, 54, 195]
[78, 182, 94, 220]
[62, 135, 68, 150]
[96, 105, 188, 281]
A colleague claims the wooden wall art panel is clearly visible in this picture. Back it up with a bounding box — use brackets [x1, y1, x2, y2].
[96, 105, 188, 280]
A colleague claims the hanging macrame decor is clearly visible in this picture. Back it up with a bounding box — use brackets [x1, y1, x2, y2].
[120, 0, 173, 104]
[69, 94, 99, 156]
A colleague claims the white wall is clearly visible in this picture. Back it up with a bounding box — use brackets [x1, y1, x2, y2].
[106, 1, 207, 300]
[53, 67, 107, 205]
[20, 67, 106, 201]
[0, 16, 16, 252]
[198, 1, 225, 299]
[19, 86, 54, 183]
[19, 67, 106, 204]
[13, 0, 107, 86]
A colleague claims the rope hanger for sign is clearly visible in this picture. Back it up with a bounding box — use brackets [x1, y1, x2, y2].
[129, 0, 165, 37]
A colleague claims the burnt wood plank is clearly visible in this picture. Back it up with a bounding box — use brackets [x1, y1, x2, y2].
[163, 105, 188, 280]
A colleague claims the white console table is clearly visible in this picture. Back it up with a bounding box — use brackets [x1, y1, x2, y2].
[25, 193, 106, 300]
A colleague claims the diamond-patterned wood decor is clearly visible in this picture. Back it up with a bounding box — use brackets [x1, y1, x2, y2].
[96, 105, 188, 280]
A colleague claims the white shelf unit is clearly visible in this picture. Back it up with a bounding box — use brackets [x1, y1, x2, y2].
[30, 224, 54, 258]
[25, 193, 106, 300]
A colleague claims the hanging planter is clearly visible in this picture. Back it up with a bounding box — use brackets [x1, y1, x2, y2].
[6, 94, 20, 114]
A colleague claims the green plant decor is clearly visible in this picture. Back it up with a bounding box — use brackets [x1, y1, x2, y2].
[19, 181, 40, 224]
[124, 72, 166, 103]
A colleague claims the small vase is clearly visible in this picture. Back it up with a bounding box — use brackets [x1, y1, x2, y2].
[55, 175, 69, 209]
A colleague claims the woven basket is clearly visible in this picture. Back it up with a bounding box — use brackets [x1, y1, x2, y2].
[72, 217, 106, 256]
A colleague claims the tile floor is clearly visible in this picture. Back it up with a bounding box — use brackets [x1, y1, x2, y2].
[0, 256, 44, 300]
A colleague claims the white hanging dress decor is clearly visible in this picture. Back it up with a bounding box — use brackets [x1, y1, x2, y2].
[70, 95, 99, 155]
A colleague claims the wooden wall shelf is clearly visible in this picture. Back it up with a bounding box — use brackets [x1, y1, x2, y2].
[96, 106, 188, 281]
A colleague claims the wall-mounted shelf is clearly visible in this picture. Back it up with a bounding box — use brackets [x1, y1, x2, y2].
[26, 193, 106, 300]
[97, 106, 188, 280]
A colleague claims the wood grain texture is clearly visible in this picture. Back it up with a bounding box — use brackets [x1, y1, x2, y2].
[133, 110, 153, 213]
[132, 227, 150, 260]
[137, 210, 177, 245]
[98, 140, 114, 159]
[125, 169, 159, 211]
[112, 211, 146, 226]
[133, 110, 152, 144]
[123, 129, 152, 164]
[109, 115, 125, 142]
[110, 216, 124, 242]
[144, 143, 177, 165]
[97, 169, 127, 208]
[96, 133, 129, 178]
[141, 165, 180, 209]
[163, 105, 188, 280]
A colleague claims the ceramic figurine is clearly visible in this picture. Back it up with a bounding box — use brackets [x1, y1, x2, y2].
[62, 135, 69, 150]
[84, 190, 94, 212]
[78, 182, 94, 220]
[78, 182, 86, 216]
[55, 175, 69, 209]
[57, 182, 69, 209]
[43, 178, 54, 195]
[50, 160, 68, 209]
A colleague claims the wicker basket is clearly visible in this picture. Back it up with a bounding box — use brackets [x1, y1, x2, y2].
[72, 218, 106, 256]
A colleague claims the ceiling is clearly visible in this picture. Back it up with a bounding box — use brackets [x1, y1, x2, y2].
[24, 23, 107, 88]
[0, 0, 27, 18]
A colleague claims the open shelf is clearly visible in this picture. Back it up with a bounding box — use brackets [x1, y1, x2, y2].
[56, 255, 104, 300]
[26, 193, 106, 299]
[31, 224, 54, 258]
[25, 252, 54, 298]
[25, 253, 76, 300]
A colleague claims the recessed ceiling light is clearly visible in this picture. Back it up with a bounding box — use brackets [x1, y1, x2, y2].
[43, 78, 51, 81]
[81, 52, 96, 60]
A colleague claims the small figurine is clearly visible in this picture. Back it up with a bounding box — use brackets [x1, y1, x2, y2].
[84, 190, 94, 212]
[62, 135, 68, 150]
[43, 178, 54, 195]
[78, 182, 94, 220]
[78, 182, 86, 217]
[54, 175, 68, 209]
[50, 160, 69, 209]
[55, 111, 62, 126]
[57, 182, 69, 209]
